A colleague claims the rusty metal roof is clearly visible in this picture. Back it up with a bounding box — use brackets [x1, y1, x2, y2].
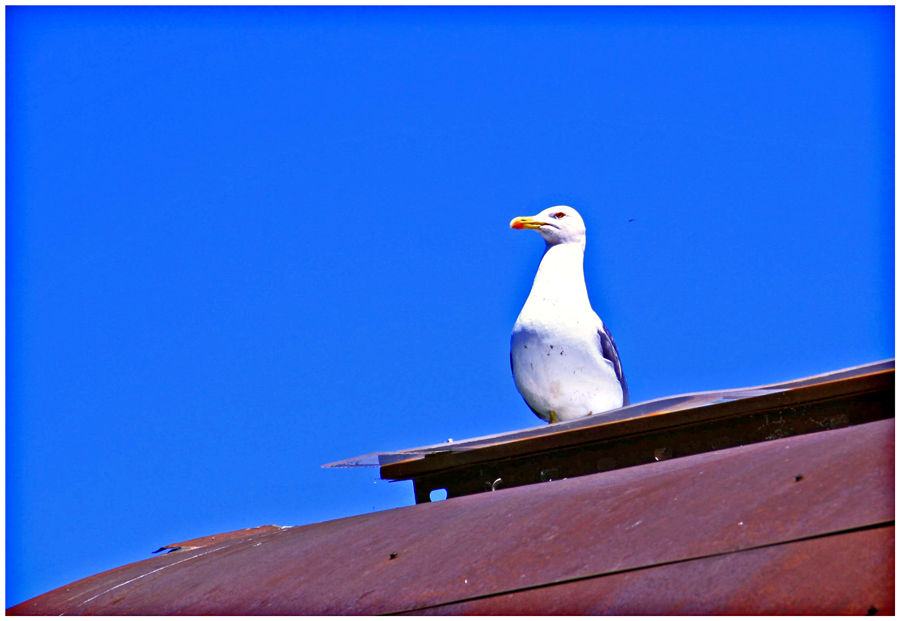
[328, 359, 893, 504]
[326, 359, 895, 470]
[410, 525, 894, 615]
[9, 412, 894, 614]
[150, 525, 285, 554]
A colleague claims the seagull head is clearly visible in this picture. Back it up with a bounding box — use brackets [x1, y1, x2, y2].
[510, 206, 586, 246]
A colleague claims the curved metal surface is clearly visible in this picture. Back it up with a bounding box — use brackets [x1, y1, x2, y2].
[407, 526, 895, 615]
[151, 525, 286, 554]
[9, 418, 894, 616]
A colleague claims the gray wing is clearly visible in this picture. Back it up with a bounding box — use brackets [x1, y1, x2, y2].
[597, 325, 629, 406]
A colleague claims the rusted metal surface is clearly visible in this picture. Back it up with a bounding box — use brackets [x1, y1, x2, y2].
[389, 363, 892, 478]
[408, 376, 891, 503]
[324, 359, 894, 470]
[373, 361, 893, 503]
[151, 525, 285, 554]
[10, 418, 893, 615]
[408, 526, 895, 615]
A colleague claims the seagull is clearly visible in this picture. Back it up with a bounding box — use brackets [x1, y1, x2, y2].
[510, 206, 629, 424]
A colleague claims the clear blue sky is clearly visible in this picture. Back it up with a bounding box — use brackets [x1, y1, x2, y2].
[6, 6, 894, 606]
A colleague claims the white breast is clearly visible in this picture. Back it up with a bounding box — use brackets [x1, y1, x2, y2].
[511, 313, 622, 421]
[510, 241, 624, 422]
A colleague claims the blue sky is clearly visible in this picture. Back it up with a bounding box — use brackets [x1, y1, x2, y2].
[6, 6, 894, 606]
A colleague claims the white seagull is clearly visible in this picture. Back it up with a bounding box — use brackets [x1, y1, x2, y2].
[510, 206, 629, 423]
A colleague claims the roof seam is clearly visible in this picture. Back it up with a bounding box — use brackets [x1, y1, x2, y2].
[385, 519, 895, 615]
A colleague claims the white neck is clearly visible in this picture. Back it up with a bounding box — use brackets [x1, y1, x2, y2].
[526, 241, 591, 308]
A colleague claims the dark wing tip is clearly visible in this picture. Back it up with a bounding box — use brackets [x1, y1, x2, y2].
[598, 325, 629, 406]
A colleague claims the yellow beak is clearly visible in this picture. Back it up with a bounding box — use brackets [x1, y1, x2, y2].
[510, 216, 545, 230]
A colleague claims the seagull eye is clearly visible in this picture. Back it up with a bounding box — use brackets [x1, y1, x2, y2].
[554, 212, 567, 219]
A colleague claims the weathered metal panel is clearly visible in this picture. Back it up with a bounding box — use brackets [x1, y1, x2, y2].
[407, 526, 895, 615]
[324, 359, 894, 470]
[151, 524, 285, 553]
[9, 418, 893, 616]
[409, 384, 890, 503]
[385, 364, 893, 498]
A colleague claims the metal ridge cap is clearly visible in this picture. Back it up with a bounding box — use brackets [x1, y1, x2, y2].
[325, 360, 894, 470]
[322, 393, 718, 469]
[380, 365, 894, 480]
